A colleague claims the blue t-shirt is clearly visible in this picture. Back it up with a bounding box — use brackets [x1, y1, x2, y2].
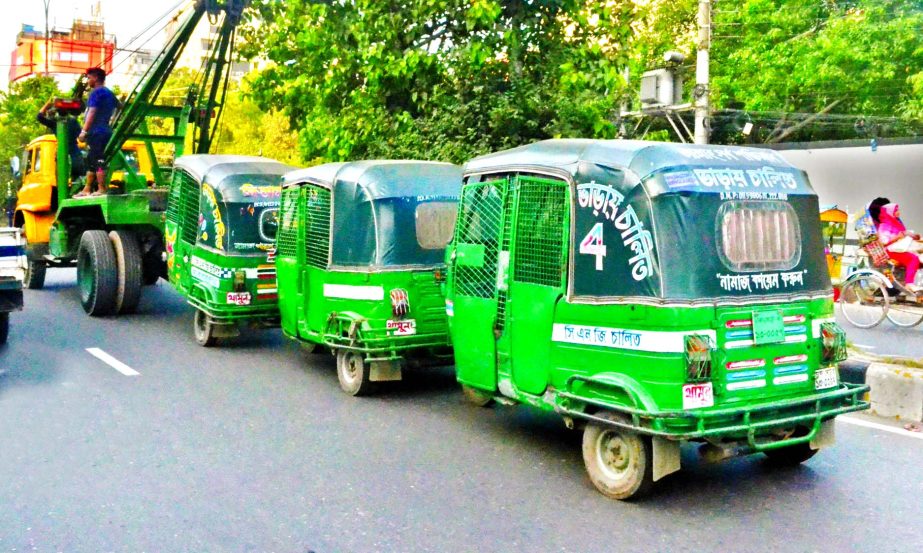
[86, 86, 117, 135]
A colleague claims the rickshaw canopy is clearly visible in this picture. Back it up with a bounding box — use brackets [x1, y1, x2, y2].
[282, 160, 462, 268]
[174, 155, 294, 255]
[464, 139, 830, 304]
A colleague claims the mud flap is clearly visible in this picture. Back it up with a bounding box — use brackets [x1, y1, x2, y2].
[652, 437, 682, 482]
[210, 322, 240, 339]
[809, 419, 836, 450]
[370, 361, 402, 382]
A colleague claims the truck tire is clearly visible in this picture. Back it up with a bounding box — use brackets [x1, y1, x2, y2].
[0, 312, 8, 344]
[109, 230, 143, 314]
[24, 259, 46, 290]
[77, 230, 118, 316]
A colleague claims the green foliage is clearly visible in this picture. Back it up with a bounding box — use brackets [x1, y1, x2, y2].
[710, 0, 923, 142]
[242, 0, 637, 163]
[0, 76, 62, 197]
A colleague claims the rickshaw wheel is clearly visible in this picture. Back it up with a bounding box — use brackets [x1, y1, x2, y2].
[193, 309, 217, 347]
[582, 411, 653, 500]
[23, 258, 46, 290]
[0, 312, 8, 345]
[336, 349, 375, 396]
[461, 384, 494, 407]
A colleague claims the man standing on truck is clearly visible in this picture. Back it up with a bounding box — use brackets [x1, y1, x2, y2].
[37, 100, 85, 179]
[74, 68, 117, 198]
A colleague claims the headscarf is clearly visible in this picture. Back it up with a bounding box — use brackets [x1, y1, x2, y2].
[877, 203, 906, 245]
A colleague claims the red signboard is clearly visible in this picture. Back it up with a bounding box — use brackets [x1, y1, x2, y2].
[9, 37, 114, 82]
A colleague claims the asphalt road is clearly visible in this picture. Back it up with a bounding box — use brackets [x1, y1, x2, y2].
[836, 307, 923, 359]
[1, 270, 922, 552]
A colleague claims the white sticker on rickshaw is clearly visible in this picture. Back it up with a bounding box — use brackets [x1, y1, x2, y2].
[387, 319, 416, 336]
[191, 267, 220, 288]
[551, 323, 716, 354]
[682, 383, 714, 409]
[226, 292, 251, 306]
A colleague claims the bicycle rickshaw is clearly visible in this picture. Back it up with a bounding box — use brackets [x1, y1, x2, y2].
[838, 219, 923, 329]
[165, 155, 294, 346]
[276, 160, 461, 395]
[445, 139, 869, 500]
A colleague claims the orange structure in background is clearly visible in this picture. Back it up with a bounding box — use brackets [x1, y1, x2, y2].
[9, 21, 114, 83]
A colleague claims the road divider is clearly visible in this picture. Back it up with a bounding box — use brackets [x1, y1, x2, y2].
[86, 348, 140, 377]
[840, 350, 923, 422]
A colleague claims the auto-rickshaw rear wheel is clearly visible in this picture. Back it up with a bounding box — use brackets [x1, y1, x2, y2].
[461, 384, 494, 407]
[193, 309, 218, 347]
[763, 427, 819, 466]
[582, 411, 653, 500]
[336, 349, 375, 396]
[0, 312, 8, 344]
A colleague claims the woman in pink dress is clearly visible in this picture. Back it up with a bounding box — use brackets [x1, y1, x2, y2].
[877, 203, 923, 292]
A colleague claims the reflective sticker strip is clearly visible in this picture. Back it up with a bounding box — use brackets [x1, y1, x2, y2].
[774, 374, 809, 385]
[726, 359, 766, 370]
[551, 324, 716, 354]
[726, 379, 767, 391]
[445, 299, 454, 317]
[725, 334, 808, 349]
[812, 317, 835, 338]
[190, 267, 220, 288]
[323, 284, 385, 301]
[774, 354, 808, 365]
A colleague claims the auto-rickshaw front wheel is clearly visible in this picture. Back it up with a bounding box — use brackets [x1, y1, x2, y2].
[336, 349, 375, 396]
[193, 309, 217, 347]
[582, 411, 653, 500]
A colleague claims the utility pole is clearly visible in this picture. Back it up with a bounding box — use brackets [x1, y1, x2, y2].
[693, 0, 711, 145]
[43, 0, 51, 75]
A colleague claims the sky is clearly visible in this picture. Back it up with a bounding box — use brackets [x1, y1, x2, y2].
[1, 0, 185, 88]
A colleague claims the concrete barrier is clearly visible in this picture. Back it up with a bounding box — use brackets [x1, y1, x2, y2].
[839, 354, 923, 422]
[866, 364, 923, 421]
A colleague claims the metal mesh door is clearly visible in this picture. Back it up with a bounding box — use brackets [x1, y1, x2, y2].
[512, 176, 568, 287]
[453, 179, 506, 299]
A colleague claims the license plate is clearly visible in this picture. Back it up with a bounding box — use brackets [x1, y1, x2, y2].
[386, 319, 416, 336]
[226, 292, 251, 306]
[682, 382, 714, 410]
[815, 367, 838, 390]
[752, 310, 785, 345]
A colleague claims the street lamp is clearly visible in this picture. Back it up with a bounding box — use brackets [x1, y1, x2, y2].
[43, 0, 51, 75]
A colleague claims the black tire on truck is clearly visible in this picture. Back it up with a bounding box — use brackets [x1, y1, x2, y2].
[23, 258, 46, 290]
[77, 230, 119, 316]
[109, 230, 143, 314]
[0, 312, 9, 344]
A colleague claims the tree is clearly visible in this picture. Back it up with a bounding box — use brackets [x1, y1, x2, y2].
[0, 76, 62, 197]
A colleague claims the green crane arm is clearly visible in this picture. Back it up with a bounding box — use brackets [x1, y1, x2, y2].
[103, 0, 250, 183]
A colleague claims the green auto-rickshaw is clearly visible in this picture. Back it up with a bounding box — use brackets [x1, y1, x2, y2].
[276, 160, 461, 395]
[445, 139, 869, 500]
[165, 155, 294, 346]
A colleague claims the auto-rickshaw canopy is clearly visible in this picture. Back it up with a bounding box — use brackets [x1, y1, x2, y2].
[174, 155, 294, 255]
[282, 160, 462, 268]
[464, 139, 830, 304]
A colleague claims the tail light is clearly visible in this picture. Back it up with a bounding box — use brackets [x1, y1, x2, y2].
[233, 270, 246, 292]
[684, 334, 713, 382]
[54, 98, 83, 111]
[820, 322, 846, 365]
[390, 288, 409, 318]
[433, 268, 445, 283]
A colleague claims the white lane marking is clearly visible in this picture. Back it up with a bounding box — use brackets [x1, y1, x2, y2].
[853, 344, 875, 350]
[838, 415, 923, 441]
[86, 348, 140, 377]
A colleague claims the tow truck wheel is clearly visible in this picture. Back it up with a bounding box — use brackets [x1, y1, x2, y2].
[23, 258, 46, 290]
[77, 230, 119, 316]
[109, 230, 143, 314]
[582, 411, 654, 500]
[336, 349, 375, 396]
[0, 312, 9, 344]
[193, 309, 217, 347]
[461, 384, 494, 407]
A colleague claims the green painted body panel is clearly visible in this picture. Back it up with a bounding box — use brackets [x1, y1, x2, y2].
[447, 147, 868, 445]
[277, 264, 450, 361]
